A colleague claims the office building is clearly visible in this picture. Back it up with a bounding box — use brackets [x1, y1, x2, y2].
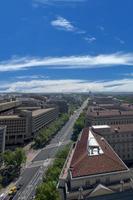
[0, 100, 21, 114]
[92, 124, 133, 163]
[0, 126, 6, 153]
[47, 100, 68, 114]
[86, 105, 133, 126]
[0, 107, 58, 146]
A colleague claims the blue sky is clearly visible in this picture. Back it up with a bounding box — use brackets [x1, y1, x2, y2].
[0, 0, 133, 93]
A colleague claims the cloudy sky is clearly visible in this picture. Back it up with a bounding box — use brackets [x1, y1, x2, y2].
[0, 0, 133, 93]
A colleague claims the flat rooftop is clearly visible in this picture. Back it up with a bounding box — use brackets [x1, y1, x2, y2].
[0, 101, 21, 112]
[69, 128, 127, 178]
[0, 115, 21, 119]
[32, 108, 55, 117]
[17, 106, 41, 111]
[92, 125, 110, 129]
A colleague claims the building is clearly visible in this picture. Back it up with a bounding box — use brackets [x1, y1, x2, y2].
[58, 128, 133, 200]
[86, 190, 133, 200]
[0, 100, 21, 114]
[86, 105, 133, 126]
[0, 126, 6, 153]
[46, 100, 68, 114]
[0, 107, 58, 146]
[92, 124, 133, 163]
[16, 97, 45, 107]
[32, 108, 58, 134]
[89, 96, 120, 105]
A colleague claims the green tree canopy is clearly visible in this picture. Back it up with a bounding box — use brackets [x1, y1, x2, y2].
[35, 181, 60, 200]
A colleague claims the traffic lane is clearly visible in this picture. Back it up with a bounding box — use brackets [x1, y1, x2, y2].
[39, 114, 78, 146]
[32, 107, 85, 162]
[12, 166, 40, 200]
[47, 118, 76, 145]
[49, 122, 72, 143]
[32, 146, 57, 162]
[26, 167, 50, 200]
[32, 142, 68, 163]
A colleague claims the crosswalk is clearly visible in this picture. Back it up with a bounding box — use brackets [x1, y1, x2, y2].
[44, 140, 70, 149]
[28, 158, 53, 168]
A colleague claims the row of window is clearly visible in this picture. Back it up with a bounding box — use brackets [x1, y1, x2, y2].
[92, 119, 133, 126]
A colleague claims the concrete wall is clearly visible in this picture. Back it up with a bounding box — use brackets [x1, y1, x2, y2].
[70, 170, 130, 190]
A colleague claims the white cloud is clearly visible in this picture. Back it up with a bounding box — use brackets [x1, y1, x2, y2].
[33, 0, 87, 6]
[51, 16, 75, 32]
[123, 73, 133, 77]
[16, 75, 49, 80]
[51, 16, 86, 34]
[84, 36, 96, 43]
[1, 78, 133, 93]
[97, 26, 105, 31]
[1, 53, 133, 72]
[115, 37, 125, 45]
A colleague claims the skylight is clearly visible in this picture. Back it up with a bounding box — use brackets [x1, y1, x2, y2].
[88, 130, 104, 156]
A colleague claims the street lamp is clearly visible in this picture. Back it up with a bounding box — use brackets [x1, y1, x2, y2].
[78, 186, 84, 200]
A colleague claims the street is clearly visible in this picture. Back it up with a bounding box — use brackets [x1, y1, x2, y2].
[6, 99, 88, 200]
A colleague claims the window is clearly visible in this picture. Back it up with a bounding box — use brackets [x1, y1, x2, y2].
[96, 178, 100, 184]
[106, 177, 110, 184]
[86, 181, 90, 187]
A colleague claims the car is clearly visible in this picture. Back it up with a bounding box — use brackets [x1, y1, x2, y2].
[17, 183, 23, 190]
[8, 186, 17, 196]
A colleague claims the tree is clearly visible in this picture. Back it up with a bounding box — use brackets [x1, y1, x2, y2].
[35, 144, 70, 200]
[35, 181, 61, 200]
[14, 148, 26, 167]
[0, 175, 2, 190]
[3, 148, 26, 168]
[44, 166, 61, 182]
[34, 114, 69, 148]
[71, 113, 85, 141]
[0, 148, 26, 186]
[3, 150, 16, 167]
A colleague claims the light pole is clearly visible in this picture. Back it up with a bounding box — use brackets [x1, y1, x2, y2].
[78, 186, 84, 200]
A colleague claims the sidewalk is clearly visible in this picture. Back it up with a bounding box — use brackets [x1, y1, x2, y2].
[0, 142, 40, 196]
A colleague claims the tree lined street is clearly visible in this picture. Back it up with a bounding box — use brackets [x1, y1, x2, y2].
[2, 98, 88, 200]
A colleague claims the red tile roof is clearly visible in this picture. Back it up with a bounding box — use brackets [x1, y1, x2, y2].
[70, 128, 127, 178]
